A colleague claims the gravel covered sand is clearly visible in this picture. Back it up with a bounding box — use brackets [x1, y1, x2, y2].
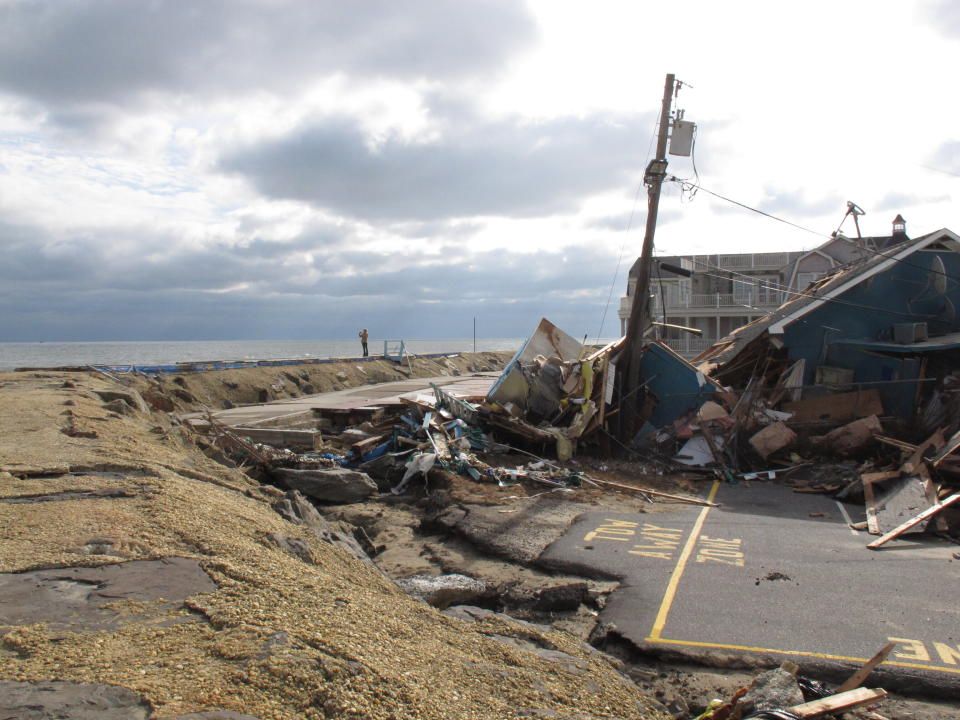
[0, 366, 669, 720]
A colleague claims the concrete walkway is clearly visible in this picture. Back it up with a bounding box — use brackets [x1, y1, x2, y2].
[190, 372, 500, 428]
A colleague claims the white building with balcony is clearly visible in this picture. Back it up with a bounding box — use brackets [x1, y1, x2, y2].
[618, 218, 910, 357]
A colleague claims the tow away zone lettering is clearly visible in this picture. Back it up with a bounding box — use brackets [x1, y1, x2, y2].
[695, 535, 744, 567]
[583, 518, 639, 543]
[889, 636, 960, 667]
[628, 524, 684, 560]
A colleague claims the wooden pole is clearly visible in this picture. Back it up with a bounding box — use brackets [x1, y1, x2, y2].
[621, 73, 675, 442]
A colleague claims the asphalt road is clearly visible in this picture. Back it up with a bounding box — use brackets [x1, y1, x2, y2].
[539, 481, 960, 696]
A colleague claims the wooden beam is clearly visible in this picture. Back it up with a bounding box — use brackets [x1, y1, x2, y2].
[874, 435, 918, 453]
[836, 640, 897, 693]
[350, 434, 388, 455]
[863, 476, 880, 535]
[860, 471, 901, 484]
[867, 492, 960, 549]
[900, 428, 945, 474]
[932, 428, 960, 468]
[590, 478, 718, 506]
[788, 687, 887, 718]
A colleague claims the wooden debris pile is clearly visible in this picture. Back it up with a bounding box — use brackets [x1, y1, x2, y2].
[700, 646, 893, 719]
[682, 347, 960, 550]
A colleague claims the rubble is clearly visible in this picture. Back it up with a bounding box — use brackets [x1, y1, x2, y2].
[394, 574, 486, 609]
[183, 313, 960, 555]
[271, 467, 378, 504]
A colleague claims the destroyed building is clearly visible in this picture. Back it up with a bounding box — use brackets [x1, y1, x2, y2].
[619, 215, 917, 358]
[695, 225, 960, 426]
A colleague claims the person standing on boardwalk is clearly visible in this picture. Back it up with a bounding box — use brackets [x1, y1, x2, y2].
[359, 328, 369, 357]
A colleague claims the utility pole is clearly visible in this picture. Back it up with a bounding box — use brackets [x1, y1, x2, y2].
[620, 73, 676, 442]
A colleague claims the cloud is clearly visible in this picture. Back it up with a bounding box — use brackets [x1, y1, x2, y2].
[874, 190, 951, 213]
[928, 141, 960, 174]
[757, 187, 843, 219]
[0, 217, 626, 341]
[0, 0, 536, 108]
[584, 208, 681, 232]
[220, 106, 651, 221]
[923, 0, 960, 38]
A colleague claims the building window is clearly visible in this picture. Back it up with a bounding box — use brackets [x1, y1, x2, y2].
[796, 272, 822, 291]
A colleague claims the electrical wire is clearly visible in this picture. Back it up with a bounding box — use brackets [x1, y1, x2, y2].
[669, 177, 826, 238]
[595, 181, 644, 344]
[670, 176, 960, 285]
[594, 117, 660, 344]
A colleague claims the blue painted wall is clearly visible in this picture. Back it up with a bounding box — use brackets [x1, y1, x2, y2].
[781, 249, 960, 416]
[639, 342, 719, 427]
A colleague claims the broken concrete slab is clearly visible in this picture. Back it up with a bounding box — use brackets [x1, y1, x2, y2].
[0, 680, 150, 720]
[271, 490, 379, 569]
[271, 467, 377, 504]
[437, 500, 595, 566]
[0, 557, 216, 632]
[103, 398, 136, 415]
[740, 666, 804, 714]
[395, 573, 486, 609]
[160, 713, 262, 720]
[231, 427, 322, 452]
[94, 389, 149, 414]
[533, 582, 589, 612]
[0, 487, 143, 504]
[264, 533, 314, 563]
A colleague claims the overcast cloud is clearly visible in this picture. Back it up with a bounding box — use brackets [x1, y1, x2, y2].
[221, 109, 649, 221]
[0, 0, 533, 106]
[0, 1, 958, 345]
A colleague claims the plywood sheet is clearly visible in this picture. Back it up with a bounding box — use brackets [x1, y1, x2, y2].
[782, 389, 883, 424]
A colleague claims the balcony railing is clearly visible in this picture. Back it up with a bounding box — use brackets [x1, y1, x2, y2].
[651, 290, 784, 312]
[689, 253, 791, 272]
[655, 335, 719, 358]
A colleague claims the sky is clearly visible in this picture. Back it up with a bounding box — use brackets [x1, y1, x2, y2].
[1, 0, 959, 343]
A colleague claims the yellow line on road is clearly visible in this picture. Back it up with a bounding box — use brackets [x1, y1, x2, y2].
[643, 637, 960, 676]
[648, 480, 721, 641]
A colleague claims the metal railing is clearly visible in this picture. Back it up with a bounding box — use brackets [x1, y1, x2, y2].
[690, 253, 791, 271]
[383, 340, 406, 363]
[656, 336, 719, 357]
[651, 289, 784, 311]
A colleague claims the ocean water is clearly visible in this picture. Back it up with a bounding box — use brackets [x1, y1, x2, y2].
[0, 338, 526, 371]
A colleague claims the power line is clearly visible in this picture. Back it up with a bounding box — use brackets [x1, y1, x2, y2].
[669, 177, 826, 238]
[595, 117, 661, 343]
[668, 176, 960, 285]
[595, 180, 644, 344]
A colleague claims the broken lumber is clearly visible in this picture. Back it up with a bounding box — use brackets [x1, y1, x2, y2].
[782, 389, 883, 424]
[350, 434, 388, 455]
[787, 687, 887, 718]
[590, 478, 718, 506]
[874, 435, 917, 453]
[900, 427, 945, 474]
[836, 640, 897, 693]
[863, 477, 880, 535]
[860, 471, 901, 484]
[932, 428, 960, 468]
[867, 492, 960, 549]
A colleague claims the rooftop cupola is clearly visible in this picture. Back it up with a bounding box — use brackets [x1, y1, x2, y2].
[892, 214, 907, 239]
